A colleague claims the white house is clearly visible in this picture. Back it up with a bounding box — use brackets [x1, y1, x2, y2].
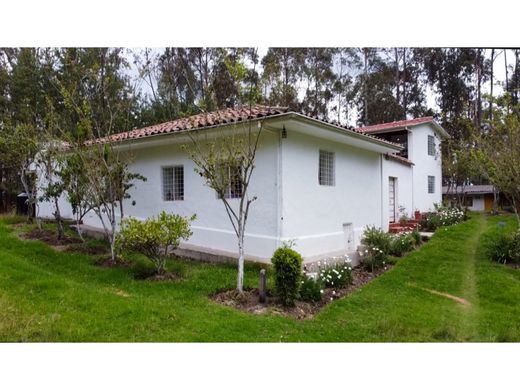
[38, 106, 449, 265]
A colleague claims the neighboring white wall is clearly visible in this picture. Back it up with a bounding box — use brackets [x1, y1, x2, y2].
[408, 124, 443, 212]
[280, 130, 383, 259]
[38, 130, 280, 260]
[381, 158, 413, 228]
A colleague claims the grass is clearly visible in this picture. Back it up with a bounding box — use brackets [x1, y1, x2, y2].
[0, 212, 519, 341]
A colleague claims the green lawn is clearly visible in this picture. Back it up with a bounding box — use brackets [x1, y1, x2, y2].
[0, 212, 519, 341]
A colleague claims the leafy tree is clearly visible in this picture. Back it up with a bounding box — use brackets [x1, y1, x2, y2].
[299, 48, 337, 119]
[473, 97, 520, 224]
[261, 48, 304, 110]
[0, 124, 42, 222]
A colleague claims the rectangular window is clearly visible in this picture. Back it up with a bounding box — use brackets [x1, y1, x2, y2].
[162, 166, 184, 201]
[428, 135, 435, 156]
[319, 150, 335, 186]
[217, 164, 243, 199]
[428, 175, 435, 194]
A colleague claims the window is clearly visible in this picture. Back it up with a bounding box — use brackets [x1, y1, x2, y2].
[428, 175, 435, 194]
[428, 135, 435, 156]
[319, 150, 335, 186]
[162, 166, 184, 201]
[464, 197, 473, 207]
[217, 164, 243, 199]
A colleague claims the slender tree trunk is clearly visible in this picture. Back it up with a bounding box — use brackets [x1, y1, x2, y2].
[505, 49, 509, 113]
[53, 197, 64, 240]
[395, 48, 401, 117]
[363, 48, 369, 125]
[237, 230, 244, 293]
[402, 48, 407, 118]
[490, 48, 495, 120]
[476, 48, 482, 129]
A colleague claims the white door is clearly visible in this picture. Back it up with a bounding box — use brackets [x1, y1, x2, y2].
[343, 223, 354, 251]
[389, 177, 396, 223]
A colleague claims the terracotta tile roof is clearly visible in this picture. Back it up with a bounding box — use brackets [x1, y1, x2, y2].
[99, 105, 290, 143]
[96, 105, 403, 149]
[357, 116, 434, 134]
[385, 153, 414, 166]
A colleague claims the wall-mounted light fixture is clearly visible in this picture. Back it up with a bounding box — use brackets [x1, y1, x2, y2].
[282, 125, 287, 139]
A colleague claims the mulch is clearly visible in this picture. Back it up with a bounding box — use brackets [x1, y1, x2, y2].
[144, 272, 182, 282]
[95, 257, 132, 268]
[65, 244, 109, 256]
[210, 264, 393, 320]
[22, 229, 83, 246]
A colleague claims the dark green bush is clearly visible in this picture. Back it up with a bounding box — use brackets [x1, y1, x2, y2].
[486, 230, 520, 264]
[411, 229, 422, 246]
[361, 226, 392, 254]
[271, 246, 303, 306]
[299, 275, 323, 302]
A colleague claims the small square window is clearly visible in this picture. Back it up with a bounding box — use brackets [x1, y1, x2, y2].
[428, 135, 435, 156]
[428, 175, 435, 194]
[319, 150, 335, 186]
[162, 166, 184, 201]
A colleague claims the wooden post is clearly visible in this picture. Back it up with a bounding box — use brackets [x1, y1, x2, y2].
[259, 269, 266, 303]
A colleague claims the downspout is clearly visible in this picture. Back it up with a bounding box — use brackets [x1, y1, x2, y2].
[380, 154, 384, 230]
[276, 126, 284, 248]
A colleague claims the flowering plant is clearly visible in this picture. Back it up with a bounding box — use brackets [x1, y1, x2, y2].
[316, 256, 353, 288]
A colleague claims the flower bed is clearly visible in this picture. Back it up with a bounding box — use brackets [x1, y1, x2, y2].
[210, 255, 393, 320]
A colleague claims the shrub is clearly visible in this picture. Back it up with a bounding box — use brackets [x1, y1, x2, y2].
[486, 230, 520, 264]
[317, 258, 353, 288]
[411, 229, 422, 246]
[271, 245, 303, 306]
[361, 247, 387, 272]
[361, 226, 392, 255]
[299, 275, 323, 302]
[389, 232, 416, 257]
[420, 205, 465, 231]
[116, 211, 195, 275]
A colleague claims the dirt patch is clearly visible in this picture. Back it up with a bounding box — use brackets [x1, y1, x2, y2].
[95, 257, 132, 268]
[143, 272, 181, 282]
[65, 244, 109, 256]
[21, 229, 82, 246]
[409, 283, 471, 306]
[210, 265, 393, 320]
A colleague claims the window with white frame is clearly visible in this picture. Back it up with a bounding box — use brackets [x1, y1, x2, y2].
[428, 175, 435, 194]
[319, 150, 335, 186]
[162, 166, 184, 201]
[428, 135, 435, 156]
[217, 164, 243, 199]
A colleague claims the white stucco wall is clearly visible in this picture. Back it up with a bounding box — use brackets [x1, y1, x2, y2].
[381, 158, 413, 228]
[408, 124, 443, 212]
[280, 130, 383, 259]
[38, 129, 281, 260]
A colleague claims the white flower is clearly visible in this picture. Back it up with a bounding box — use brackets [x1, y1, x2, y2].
[320, 290, 324, 294]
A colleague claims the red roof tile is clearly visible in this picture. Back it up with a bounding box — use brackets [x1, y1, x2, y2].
[385, 153, 414, 166]
[96, 105, 403, 149]
[98, 105, 289, 143]
[357, 116, 434, 134]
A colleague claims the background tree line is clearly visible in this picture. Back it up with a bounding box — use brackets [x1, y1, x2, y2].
[1, 47, 519, 208]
